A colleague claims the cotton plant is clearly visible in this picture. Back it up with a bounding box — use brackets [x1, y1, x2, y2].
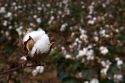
[19, 28, 53, 76]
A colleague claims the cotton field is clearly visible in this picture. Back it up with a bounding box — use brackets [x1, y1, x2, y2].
[0, 0, 125, 83]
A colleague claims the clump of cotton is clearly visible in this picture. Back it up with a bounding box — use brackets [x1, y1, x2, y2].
[23, 28, 50, 57]
[99, 46, 109, 55]
[20, 56, 27, 61]
[90, 78, 99, 83]
[32, 66, 44, 76]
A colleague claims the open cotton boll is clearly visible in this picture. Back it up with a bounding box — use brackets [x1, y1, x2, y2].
[32, 66, 44, 76]
[99, 46, 109, 55]
[20, 56, 27, 61]
[35, 66, 44, 73]
[114, 73, 123, 83]
[90, 78, 99, 83]
[100, 67, 109, 78]
[32, 69, 38, 76]
[115, 57, 123, 68]
[23, 28, 50, 57]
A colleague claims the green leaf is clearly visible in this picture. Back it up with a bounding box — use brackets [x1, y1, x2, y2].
[100, 79, 114, 83]
[73, 50, 78, 57]
[107, 65, 119, 78]
[118, 34, 125, 41]
[62, 75, 82, 83]
[121, 64, 125, 70]
[82, 69, 97, 79]
[108, 45, 123, 54]
[50, 52, 61, 61]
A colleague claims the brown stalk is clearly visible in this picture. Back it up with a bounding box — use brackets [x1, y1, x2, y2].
[0, 64, 39, 78]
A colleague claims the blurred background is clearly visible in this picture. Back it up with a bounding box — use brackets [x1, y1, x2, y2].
[0, 0, 125, 83]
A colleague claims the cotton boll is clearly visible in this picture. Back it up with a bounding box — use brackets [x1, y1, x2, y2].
[115, 29, 119, 33]
[46, 3, 50, 8]
[100, 60, 111, 78]
[58, 10, 62, 15]
[9, 26, 12, 30]
[23, 28, 50, 57]
[86, 49, 94, 60]
[32, 69, 38, 76]
[61, 46, 65, 51]
[20, 56, 27, 65]
[16, 26, 23, 36]
[60, 23, 68, 32]
[81, 58, 85, 63]
[76, 49, 87, 59]
[87, 45, 93, 49]
[75, 38, 79, 42]
[48, 16, 55, 24]
[115, 57, 123, 68]
[20, 56, 27, 61]
[99, 46, 109, 55]
[36, 18, 42, 24]
[80, 33, 88, 40]
[84, 81, 89, 83]
[33, 15, 37, 19]
[88, 20, 94, 25]
[36, 66, 44, 73]
[5, 12, 12, 18]
[100, 67, 109, 78]
[18, 5, 22, 9]
[12, 2, 16, 6]
[30, 23, 35, 27]
[50, 16, 55, 20]
[3, 20, 8, 26]
[65, 54, 72, 59]
[79, 28, 86, 34]
[61, 46, 67, 55]
[101, 60, 111, 68]
[93, 17, 97, 21]
[37, 7, 42, 11]
[88, 4, 94, 14]
[87, 16, 96, 25]
[73, 42, 77, 46]
[32, 66, 44, 76]
[76, 72, 83, 78]
[0, 7, 6, 13]
[62, 0, 68, 4]
[86, 55, 94, 60]
[76, 47, 94, 60]
[114, 74, 123, 83]
[101, 61, 106, 67]
[93, 36, 99, 42]
[99, 29, 106, 37]
[80, 33, 88, 43]
[90, 78, 99, 83]
[5, 31, 9, 37]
